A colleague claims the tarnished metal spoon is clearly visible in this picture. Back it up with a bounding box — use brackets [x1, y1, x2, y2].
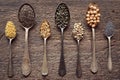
[72, 23, 84, 78]
[5, 21, 16, 78]
[18, 3, 35, 76]
[55, 3, 70, 77]
[86, 3, 100, 73]
[104, 21, 114, 72]
[40, 20, 51, 76]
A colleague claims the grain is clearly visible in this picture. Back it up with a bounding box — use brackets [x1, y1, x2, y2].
[40, 20, 51, 38]
[5, 21, 16, 39]
[72, 23, 84, 40]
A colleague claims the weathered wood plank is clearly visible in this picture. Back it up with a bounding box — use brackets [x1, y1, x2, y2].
[0, 0, 120, 80]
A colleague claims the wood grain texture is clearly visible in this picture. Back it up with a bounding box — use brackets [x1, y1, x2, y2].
[0, 0, 120, 80]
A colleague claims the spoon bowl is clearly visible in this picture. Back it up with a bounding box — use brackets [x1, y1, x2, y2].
[55, 3, 70, 29]
[105, 21, 114, 38]
[18, 3, 35, 29]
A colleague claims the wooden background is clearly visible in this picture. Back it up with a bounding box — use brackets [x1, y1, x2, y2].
[0, 0, 120, 80]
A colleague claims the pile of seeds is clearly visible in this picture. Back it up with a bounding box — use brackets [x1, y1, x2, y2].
[86, 3, 100, 27]
[72, 23, 84, 40]
[55, 3, 70, 29]
[40, 20, 51, 38]
[5, 21, 16, 39]
[18, 4, 35, 28]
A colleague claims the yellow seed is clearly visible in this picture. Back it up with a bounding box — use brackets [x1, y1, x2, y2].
[89, 10, 93, 14]
[87, 11, 91, 14]
[91, 14, 94, 17]
[96, 8, 99, 12]
[97, 16, 100, 19]
[90, 16, 93, 20]
[93, 11, 97, 14]
[86, 14, 90, 17]
[87, 21, 90, 24]
[95, 14, 98, 17]
[93, 6, 97, 9]
[93, 20, 97, 23]
[90, 5, 93, 9]
[97, 20, 100, 22]
[97, 13, 101, 16]
[86, 18, 90, 21]
[5, 21, 16, 39]
[92, 24, 96, 27]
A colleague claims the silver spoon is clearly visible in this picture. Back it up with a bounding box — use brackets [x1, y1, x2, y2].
[72, 23, 84, 78]
[55, 3, 70, 77]
[104, 21, 114, 72]
[18, 3, 35, 76]
[86, 3, 100, 73]
[40, 20, 51, 76]
[5, 21, 16, 78]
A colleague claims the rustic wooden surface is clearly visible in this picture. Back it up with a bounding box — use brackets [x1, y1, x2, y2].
[0, 0, 120, 80]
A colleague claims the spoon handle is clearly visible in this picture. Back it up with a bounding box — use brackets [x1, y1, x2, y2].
[58, 28, 66, 77]
[22, 28, 31, 76]
[8, 39, 13, 77]
[42, 38, 48, 76]
[108, 37, 112, 72]
[76, 40, 82, 78]
[90, 28, 98, 73]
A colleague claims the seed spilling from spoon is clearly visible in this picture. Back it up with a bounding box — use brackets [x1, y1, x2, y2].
[40, 20, 51, 76]
[72, 23, 84, 78]
[86, 3, 100, 73]
[5, 21, 16, 78]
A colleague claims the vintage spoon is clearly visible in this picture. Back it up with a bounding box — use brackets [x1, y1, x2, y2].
[72, 23, 84, 78]
[55, 3, 70, 77]
[86, 3, 100, 73]
[5, 21, 16, 77]
[104, 21, 114, 72]
[18, 3, 35, 76]
[40, 20, 51, 76]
